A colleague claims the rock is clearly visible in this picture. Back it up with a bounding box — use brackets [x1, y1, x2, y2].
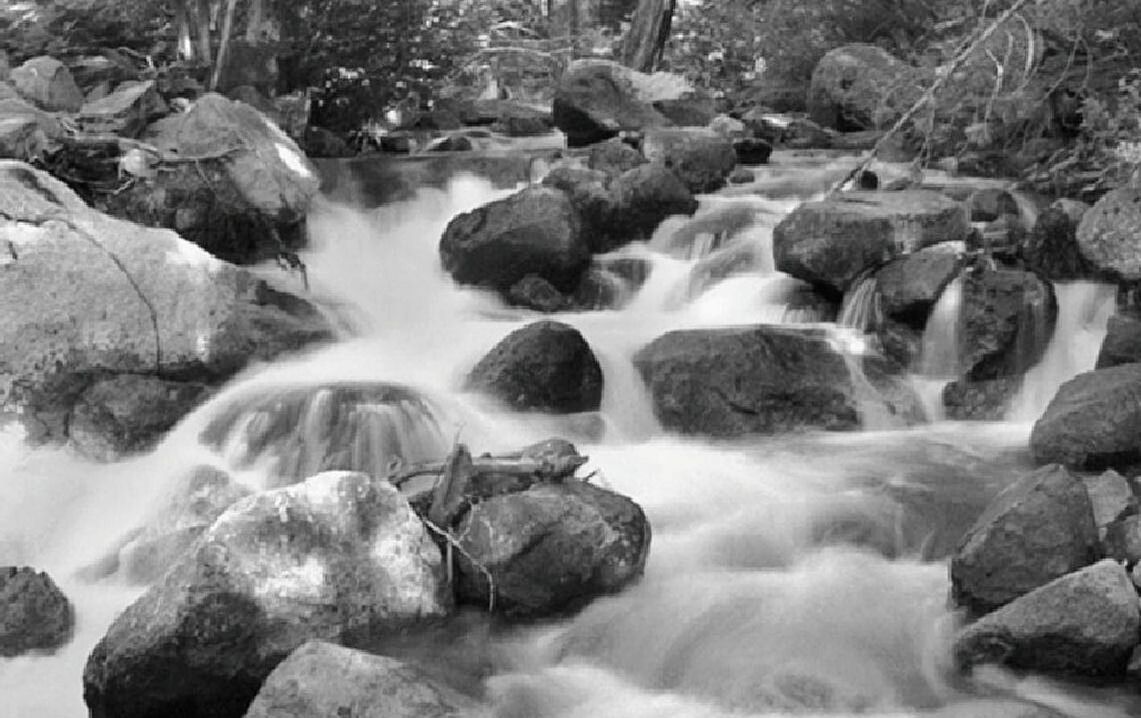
[1030, 363, 1141, 470]
[733, 137, 772, 165]
[488, 102, 553, 137]
[552, 60, 670, 147]
[466, 321, 603, 413]
[508, 274, 567, 313]
[608, 163, 698, 244]
[77, 80, 168, 138]
[425, 135, 473, 153]
[303, 126, 353, 158]
[97, 93, 320, 264]
[875, 244, 962, 325]
[773, 191, 970, 299]
[454, 480, 650, 617]
[1022, 200, 1094, 281]
[974, 215, 1027, 260]
[807, 44, 916, 131]
[652, 95, 717, 126]
[0, 567, 74, 657]
[9, 56, 84, 112]
[570, 268, 626, 310]
[243, 641, 474, 718]
[540, 166, 619, 252]
[642, 128, 736, 193]
[68, 375, 208, 461]
[728, 167, 755, 184]
[1096, 315, 1141, 369]
[942, 377, 1021, 421]
[1076, 186, 1141, 280]
[380, 132, 415, 153]
[953, 560, 1140, 677]
[83, 472, 451, 718]
[709, 114, 746, 138]
[687, 241, 764, 296]
[0, 103, 61, 162]
[951, 464, 1100, 615]
[966, 188, 1020, 222]
[587, 137, 646, 178]
[958, 265, 1056, 381]
[633, 325, 922, 436]
[439, 186, 589, 293]
[1103, 516, 1141, 565]
[0, 161, 333, 443]
[0, 51, 8, 82]
[666, 203, 759, 257]
[1083, 470, 1138, 541]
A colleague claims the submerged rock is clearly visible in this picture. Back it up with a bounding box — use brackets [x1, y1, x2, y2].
[954, 560, 1140, 678]
[466, 321, 603, 414]
[83, 472, 451, 718]
[0, 566, 74, 657]
[951, 464, 1099, 615]
[642, 128, 737, 193]
[1030, 363, 1141, 471]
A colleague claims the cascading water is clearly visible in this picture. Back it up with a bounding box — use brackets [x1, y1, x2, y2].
[1, 158, 1137, 718]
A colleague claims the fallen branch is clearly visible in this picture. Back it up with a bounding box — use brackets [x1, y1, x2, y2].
[389, 453, 587, 488]
[422, 517, 496, 613]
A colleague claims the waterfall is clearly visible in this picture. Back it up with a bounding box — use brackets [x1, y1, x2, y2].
[916, 276, 963, 377]
[838, 274, 882, 333]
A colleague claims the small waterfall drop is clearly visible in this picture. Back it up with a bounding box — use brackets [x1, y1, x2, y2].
[838, 274, 882, 333]
[916, 276, 963, 378]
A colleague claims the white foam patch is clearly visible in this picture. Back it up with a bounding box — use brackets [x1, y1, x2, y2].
[276, 142, 313, 179]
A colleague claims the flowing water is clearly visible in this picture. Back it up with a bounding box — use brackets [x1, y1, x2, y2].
[1, 157, 1137, 717]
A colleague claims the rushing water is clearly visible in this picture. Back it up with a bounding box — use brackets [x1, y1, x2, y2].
[1, 157, 1137, 718]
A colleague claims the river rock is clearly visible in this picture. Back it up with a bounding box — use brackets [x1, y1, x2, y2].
[466, 321, 603, 413]
[68, 375, 209, 461]
[1030, 363, 1141, 470]
[0, 96, 65, 162]
[653, 95, 716, 126]
[958, 265, 1056, 381]
[1096, 315, 1141, 369]
[642, 128, 737, 193]
[243, 641, 475, 718]
[9, 56, 84, 112]
[0, 161, 333, 443]
[508, 274, 566, 312]
[942, 376, 1021, 421]
[1023, 199, 1095, 280]
[807, 44, 916, 131]
[954, 560, 1140, 677]
[541, 166, 618, 251]
[950, 464, 1099, 615]
[1083, 470, 1138, 541]
[608, 163, 699, 244]
[1103, 516, 1141, 565]
[96, 93, 320, 264]
[439, 186, 589, 293]
[552, 60, 670, 147]
[875, 244, 962, 325]
[587, 137, 646, 178]
[966, 188, 1020, 222]
[0, 566, 74, 657]
[83, 471, 451, 718]
[454, 479, 650, 617]
[733, 137, 772, 165]
[633, 325, 923, 436]
[77, 80, 168, 138]
[1076, 186, 1141, 280]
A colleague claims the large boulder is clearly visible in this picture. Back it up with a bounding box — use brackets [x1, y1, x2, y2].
[454, 480, 650, 617]
[0, 162, 333, 443]
[1096, 315, 1141, 369]
[465, 321, 603, 413]
[1030, 363, 1141, 471]
[633, 325, 923, 437]
[875, 244, 963, 325]
[0, 566, 74, 657]
[954, 560, 1140, 678]
[9, 55, 83, 112]
[642, 128, 737, 194]
[958, 265, 1056, 381]
[1076, 186, 1141, 280]
[950, 464, 1099, 615]
[76, 79, 168, 138]
[68, 375, 209, 460]
[243, 641, 475, 718]
[1022, 199, 1094, 281]
[607, 163, 698, 246]
[807, 44, 917, 131]
[773, 191, 970, 299]
[96, 93, 320, 264]
[83, 472, 451, 718]
[552, 60, 672, 147]
[438, 186, 590, 293]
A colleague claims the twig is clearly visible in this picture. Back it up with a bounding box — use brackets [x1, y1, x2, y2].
[422, 518, 496, 613]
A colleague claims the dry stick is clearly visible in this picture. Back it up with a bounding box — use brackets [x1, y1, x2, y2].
[422, 518, 497, 613]
[828, 0, 1036, 196]
[209, 0, 240, 92]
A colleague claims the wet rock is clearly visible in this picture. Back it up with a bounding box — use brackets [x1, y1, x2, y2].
[0, 566, 74, 657]
[303, 126, 353, 158]
[875, 244, 962, 325]
[454, 480, 650, 617]
[552, 60, 669, 147]
[541, 167, 619, 252]
[954, 560, 1139, 678]
[77, 80, 168, 138]
[807, 44, 917, 131]
[380, 132, 415, 153]
[83, 472, 451, 718]
[243, 640, 475, 718]
[665, 203, 759, 257]
[733, 137, 772, 165]
[942, 377, 1021, 421]
[1095, 315, 1141, 369]
[728, 167, 755, 184]
[508, 274, 568, 313]
[0, 162, 333, 444]
[96, 93, 320, 264]
[1030, 363, 1141, 471]
[652, 95, 716, 126]
[466, 321, 603, 413]
[68, 375, 209, 461]
[569, 268, 626, 311]
[966, 188, 1020, 222]
[9, 56, 83, 112]
[1076, 186, 1141, 280]
[489, 104, 553, 138]
[974, 214, 1028, 260]
[709, 114, 746, 138]
[1022, 199, 1094, 281]
[958, 265, 1056, 381]
[425, 134, 473, 152]
[439, 186, 589, 292]
[633, 325, 922, 437]
[1083, 470, 1138, 541]
[607, 163, 698, 244]
[687, 241, 764, 296]
[642, 128, 736, 194]
[587, 137, 646, 178]
[1102, 516, 1141, 565]
[773, 190, 970, 299]
[951, 464, 1099, 615]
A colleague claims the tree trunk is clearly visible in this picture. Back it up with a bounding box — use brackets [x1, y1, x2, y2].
[209, 0, 239, 91]
[175, 1, 194, 61]
[620, 0, 675, 72]
[191, 0, 213, 69]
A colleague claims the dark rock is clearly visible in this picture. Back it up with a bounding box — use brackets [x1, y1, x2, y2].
[68, 375, 208, 461]
[454, 480, 650, 617]
[552, 60, 670, 147]
[587, 137, 646, 178]
[942, 377, 1021, 421]
[633, 325, 922, 437]
[951, 464, 1099, 615]
[488, 102, 553, 137]
[541, 166, 618, 252]
[1022, 199, 1094, 280]
[728, 167, 755, 184]
[652, 95, 716, 126]
[607, 163, 698, 245]
[570, 268, 626, 310]
[439, 186, 589, 292]
[1083, 470, 1138, 541]
[1096, 315, 1141, 369]
[1076, 186, 1141, 280]
[773, 191, 970, 299]
[973, 214, 1028, 260]
[380, 132, 415, 153]
[425, 134, 473, 152]
[9, 56, 83, 112]
[733, 137, 772, 165]
[83, 472, 450, 718]
[958, 265, 1056, 381]
[466, 321, 603, 413]
[1103, 516, 1141, 565]
[399, 106, 463, 132]
[303, 126, 353, 158]
[875, 244, 963, 325]
[508, 274, 568, 313]
[0, 567, 74, 657]
[1030, 363, 1141, 471]
[243, 641, 474, 718]
[874, 316, 922, 368]
[966, 188, 1021, 222]
[807, 44, 917, 131]
[954, 560, 1139, 678]
[642, 128, 737, 193]
[781, 117, 834, 149]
